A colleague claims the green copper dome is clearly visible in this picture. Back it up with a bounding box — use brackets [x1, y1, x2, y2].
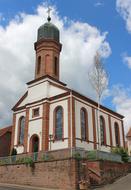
[37, 21, 60, 42]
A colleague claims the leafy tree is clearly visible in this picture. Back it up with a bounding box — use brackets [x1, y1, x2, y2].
[112, 147, 129, 162]
[89, 53, 108, 149]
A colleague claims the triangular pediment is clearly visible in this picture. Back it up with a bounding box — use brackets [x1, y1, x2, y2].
[12, 76, 70, 111]
[12, 92, 28, 111]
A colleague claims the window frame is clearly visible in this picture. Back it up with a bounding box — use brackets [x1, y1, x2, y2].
[100, 115, 106, 146]
[114, 122, 120, 147]
[37, 56, 41, 74]
[80, 107, 88, 142]
[53, 106, 64, 141]
[32, 107, 40, 118]
[18, 116, 25, 145]
[54, 56, 58, 76]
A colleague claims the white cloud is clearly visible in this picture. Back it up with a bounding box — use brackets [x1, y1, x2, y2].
[112, 85, 131, 134]
[94, 1, 104, 7]
[123, 54, 131, 69]
[0, 3, 111, 128]
[116, 0, 131, 33]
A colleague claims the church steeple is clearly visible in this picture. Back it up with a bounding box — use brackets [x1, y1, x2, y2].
[34, 9, 62, 80]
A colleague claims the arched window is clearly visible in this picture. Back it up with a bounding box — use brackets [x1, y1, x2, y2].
[18, 116, 25, 145]
[100, 116, 106, 145]
[54, 106, 63, 140]
[37, 56, 41, 74]
[80, 108, 88, 141]
[114, 122, 120, 147]
[54, 57, 58, 75]
[45, 54, 50, 73]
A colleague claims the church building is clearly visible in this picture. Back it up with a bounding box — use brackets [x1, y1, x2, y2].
[10, 13, 125, 155]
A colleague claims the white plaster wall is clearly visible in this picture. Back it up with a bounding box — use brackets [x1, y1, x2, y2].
[100, 145, 111, 152]
[28, 119, 42, 152]
[111, 117, 123, 147]
[74, 99, 122, 152]
[49, 140, 68, 151]
[27, 81, 48, 103]
[95, 110, 111, 152]
[29, 105, 43, 120]
[14, 111, 26, 146]
[75, 100, 94, 150]
[27, 81, 66, 104]
[127, 138, 131, 155]
[49, 99, 68, 150]
[15, 145, 24, 154]
[76, 141, 94, 151]
[48, 84, 65, 97]
[18, 96, 27, 108]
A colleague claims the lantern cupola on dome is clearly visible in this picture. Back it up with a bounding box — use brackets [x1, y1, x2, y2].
[37, 8, 60, 42]
[34, 7, 62, 80]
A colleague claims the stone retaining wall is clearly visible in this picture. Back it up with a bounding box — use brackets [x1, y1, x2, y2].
[0, 159, 80, 190]
[88, 160, 131, 185]
[0, 157, 131, 189]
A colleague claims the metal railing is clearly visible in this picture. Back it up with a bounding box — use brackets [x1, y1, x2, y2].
[0, 148, 123, 166]
[0, 148, 83, 166]
[128, 156, 131, 162]
[87, 150, 122, 162]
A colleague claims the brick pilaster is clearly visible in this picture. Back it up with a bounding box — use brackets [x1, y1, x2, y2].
[121, 120, 125, 148]
[72, 97, 76, 147]
[68, 98, 71, 148]
[24, 108, 29, 153]
[42, 102, 50, 151]
[108, 115, 113, 147]
[10, 113, 16, 153]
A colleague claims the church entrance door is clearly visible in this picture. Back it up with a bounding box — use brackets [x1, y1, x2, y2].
[31, 135, 39, 153]
[31, 135, 39, 161]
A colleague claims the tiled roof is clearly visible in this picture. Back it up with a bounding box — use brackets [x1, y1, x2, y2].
[126, 128, 131, 138]
[0, 126, 12, 137]
[125, 141, 128, 149]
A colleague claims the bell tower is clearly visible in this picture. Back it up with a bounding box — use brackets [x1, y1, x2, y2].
[34, 9, 62, 80]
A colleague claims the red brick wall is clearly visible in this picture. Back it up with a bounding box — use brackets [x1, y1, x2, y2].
[1, 155, 131, 188]
[0, 159, 81, 190]
[88, 160, 131, 185]
[0, 132, 11, 157]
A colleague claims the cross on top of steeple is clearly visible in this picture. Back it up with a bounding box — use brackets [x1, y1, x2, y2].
[47, 7, 52, 22]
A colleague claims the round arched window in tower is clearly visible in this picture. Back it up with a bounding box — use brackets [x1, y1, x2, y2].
[37, 56, 41, 74]
[54, 56, 58, 76]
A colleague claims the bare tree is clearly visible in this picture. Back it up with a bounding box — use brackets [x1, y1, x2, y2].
[89, 52, 108, 150]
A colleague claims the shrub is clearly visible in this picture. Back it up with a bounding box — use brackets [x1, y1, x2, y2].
[24, 157, 34, 167]
[111, 147, 129, 163]
[73, 152, 82, 160]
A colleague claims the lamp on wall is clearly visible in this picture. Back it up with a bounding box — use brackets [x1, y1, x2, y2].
[49, 134, 53, 151]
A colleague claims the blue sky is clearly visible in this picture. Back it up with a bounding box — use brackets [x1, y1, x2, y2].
[0, 0, 131, 132]
[0, 0, 130, 88]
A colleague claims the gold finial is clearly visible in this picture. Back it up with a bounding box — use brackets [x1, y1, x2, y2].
[47, 7, 52, 22]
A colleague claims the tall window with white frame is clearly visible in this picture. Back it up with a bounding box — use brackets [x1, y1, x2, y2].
[55, 106, 63, 140]
[100, 116, 106, 145]
[81, 108, 87, 141]
[18, 116, 25, 145]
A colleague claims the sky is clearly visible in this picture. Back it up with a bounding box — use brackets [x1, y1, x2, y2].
[0, 0, 131, 134]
